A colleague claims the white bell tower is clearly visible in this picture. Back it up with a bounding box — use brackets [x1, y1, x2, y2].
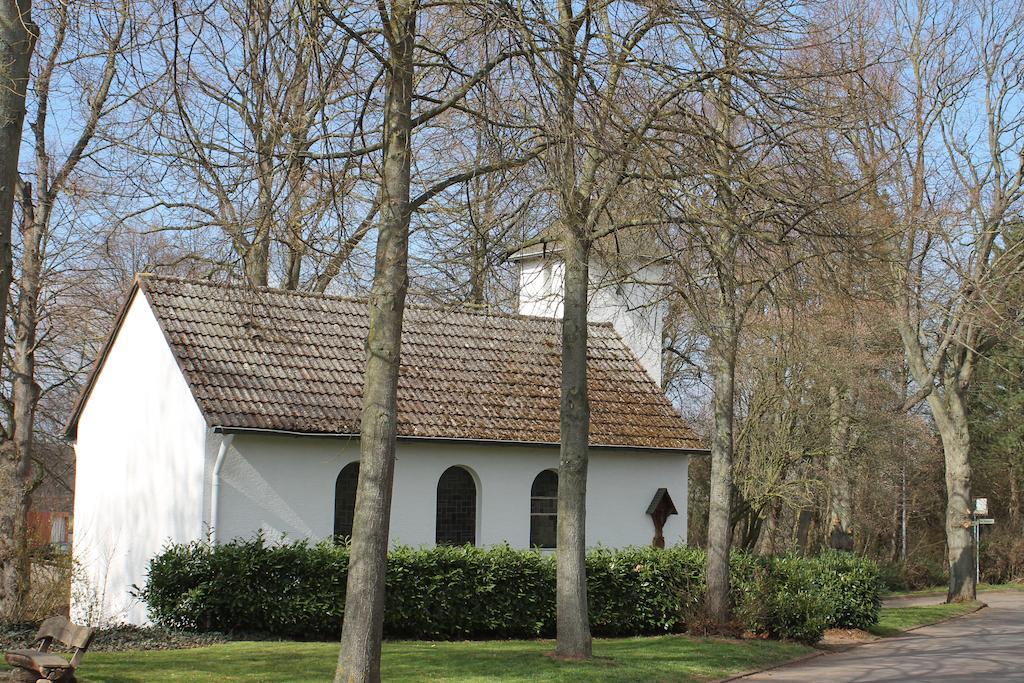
[511, 241, 667, 386]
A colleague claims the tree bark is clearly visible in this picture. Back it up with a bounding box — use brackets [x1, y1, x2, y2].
[334, 2, 416, 680]
[555, 231, 592, 659]
[928, 380, 975, 602]
[702, 9, 741, 628]
[896, 311, 977, 602]
[282, 2, 315, 291]
[0, 0, 35, 378]
[756, 500, 780, 555]
[248, 149, 273, 287]
[546, 0, 594, 659]
[828, 385, 854, 551]
[795, 509, 815, 554]
[0, 183, 39, 620]
[1008, 451, 1021, 531]
[0, 2, 35, 620]
[705, 339, 737, 627]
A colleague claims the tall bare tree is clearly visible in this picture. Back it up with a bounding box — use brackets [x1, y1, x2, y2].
[334, 0, 416, 676]
[332, 2, 534, 678]
[508, 0, 710, 656]
[0, 0, 37, 619]
[655, 0, 865, 628]
[0, 0, 136, 620]
[837, 0, 1024, 601]
[124, 0, 378, 288]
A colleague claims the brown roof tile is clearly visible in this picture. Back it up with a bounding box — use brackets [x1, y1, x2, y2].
[71, 275, 703, 450]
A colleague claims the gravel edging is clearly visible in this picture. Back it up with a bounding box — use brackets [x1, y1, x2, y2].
[0, 624, 232, 653]
[714, 601, 988, 682]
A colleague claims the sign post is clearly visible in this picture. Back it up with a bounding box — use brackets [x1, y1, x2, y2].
[972, 498, 995, 587]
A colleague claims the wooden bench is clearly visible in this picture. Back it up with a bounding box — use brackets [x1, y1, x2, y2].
[4, 616, 94, 682]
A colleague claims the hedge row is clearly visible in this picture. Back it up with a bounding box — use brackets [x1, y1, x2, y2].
[136, 537, 882, 644]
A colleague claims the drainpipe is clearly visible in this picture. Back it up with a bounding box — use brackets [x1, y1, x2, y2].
[210, 434, 234, 545]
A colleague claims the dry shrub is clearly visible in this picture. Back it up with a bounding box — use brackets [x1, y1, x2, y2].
[981, 530, 1024, 585]
[22, 550, 72, 622]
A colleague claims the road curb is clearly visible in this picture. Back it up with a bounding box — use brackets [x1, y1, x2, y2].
[714, 601, 988, 682]
[715, 649, 829, 682]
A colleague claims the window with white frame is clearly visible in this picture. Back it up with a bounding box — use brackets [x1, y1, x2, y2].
[530, 469, 558, 549]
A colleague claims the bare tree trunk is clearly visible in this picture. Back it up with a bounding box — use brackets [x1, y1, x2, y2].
[1009, 451, 1021, 531]
[1, 183, 43, 618]
[702, 10, 741, 627]
[248, 160, 273, 287]
[334, 2, 416, 680]
[283, 127, 310, 290]
[793, 509, 809, 551]
[282, 2, 314, 291]
[705, 339, 736, 627]
[283, 178, 306, 289]
[468, 235, 486, 305]
[929, 382, 975, 602]
[546, 0, 595, 658]
[466, 81, 495, 307]
[0, 0, 35, 374]
[0, 183, 39, 620]
[756, 500, 780, 555]
[555, 231, 592, 659]
[828, 385, 854, 551]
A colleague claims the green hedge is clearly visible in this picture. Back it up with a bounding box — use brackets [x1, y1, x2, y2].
[136, 537, 881, 644]
[814, 550, 883, 630]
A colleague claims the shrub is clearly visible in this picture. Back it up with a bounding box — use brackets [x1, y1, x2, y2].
[813, 550, 884, 630]
[981, 530, 1024, 585]
[878, 557, 947, 592]
[23, 550, 73, 623]
[730, 551, 882, 642]
[136, 536, 347, 638]
[735, 554, 829, 644]
[877, 561, 909, 592]
[384, 544, 554, 639]
[138, 537, 555, 641]
[586, 546, 705, 635]
[138, 537, 881, 644]
[727, 550, 768, 615]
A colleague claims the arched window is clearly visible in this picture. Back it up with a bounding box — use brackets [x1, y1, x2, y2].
[530, 470, 558, 549]
[334, 462, 359, 542]
[436, 466, 477, 546]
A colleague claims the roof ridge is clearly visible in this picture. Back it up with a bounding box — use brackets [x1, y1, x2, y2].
[137, 273, 617, 329]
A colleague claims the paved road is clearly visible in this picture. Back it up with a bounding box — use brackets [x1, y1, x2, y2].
[743, 591, 1024, 682]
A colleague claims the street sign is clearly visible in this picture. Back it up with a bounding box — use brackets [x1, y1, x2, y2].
[972, 510, 996, 584]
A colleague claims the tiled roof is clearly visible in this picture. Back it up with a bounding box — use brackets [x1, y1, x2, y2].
[71, 275, 703, 450]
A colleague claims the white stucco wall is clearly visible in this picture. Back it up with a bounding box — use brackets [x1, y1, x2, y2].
[213, 434, 689, 550]
[71, 291, 208, 625]
[517, 255, 666, 385]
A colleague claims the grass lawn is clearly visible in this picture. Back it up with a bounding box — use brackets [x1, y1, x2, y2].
[0, 597, 992, 681]
[868, 601, 983, 637]
[883, 582, 1022, 598]
[1, 636, 812, 683]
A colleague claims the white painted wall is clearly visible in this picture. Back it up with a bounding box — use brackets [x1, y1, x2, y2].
[71, 291, 208, 626]
[213, 433, 689, 550]
[517, 254, 666, 385]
